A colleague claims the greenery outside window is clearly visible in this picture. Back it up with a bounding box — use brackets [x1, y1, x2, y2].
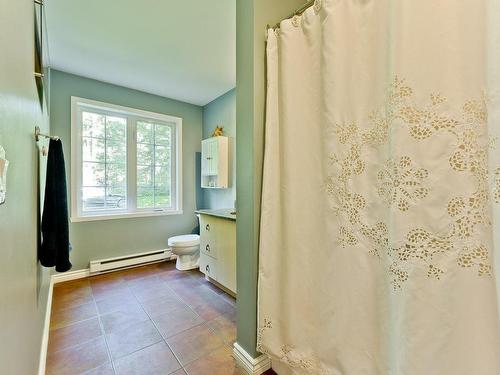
[71, 97, 182, 221]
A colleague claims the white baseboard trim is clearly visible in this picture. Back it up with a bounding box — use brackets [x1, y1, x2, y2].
[233, 342, 271, 375]
[51, 256, 177, 284]
[38, 277, 54, 375]
[38, 258, 177, 374]
[38, 269, 89, 374]
[52, 268, 90, 284]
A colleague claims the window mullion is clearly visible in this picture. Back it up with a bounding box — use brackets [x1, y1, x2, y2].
[77, 107, 83, 217]
[128, 117, 137, 213]
[104, 116, 108, 211]
[171, 124, 176, 210]
[152, 125, 156, 208]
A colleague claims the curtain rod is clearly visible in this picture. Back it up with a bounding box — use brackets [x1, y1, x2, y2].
[268, 0, 316, 30]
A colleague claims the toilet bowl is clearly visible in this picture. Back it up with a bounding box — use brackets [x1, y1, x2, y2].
[168, 234, 200, 271]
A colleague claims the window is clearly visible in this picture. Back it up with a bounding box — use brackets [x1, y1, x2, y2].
[71, 97, 182, 221]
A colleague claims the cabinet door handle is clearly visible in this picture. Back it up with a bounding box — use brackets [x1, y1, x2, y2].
[205, 224, 210, 231]
[206, 265, 210, 273]
[206, 244, 210, 252]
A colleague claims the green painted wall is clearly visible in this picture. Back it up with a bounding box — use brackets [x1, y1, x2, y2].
[50, 70, 203, 269]
[0, 1, 52, 373]
[235, 0, 305, 359]
[202, 88, 236, 209]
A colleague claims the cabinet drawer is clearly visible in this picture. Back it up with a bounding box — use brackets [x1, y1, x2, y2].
[200, 216, 217, 257]
[200, 217, 216, 240]
[200, 254, 217, 281]
[200, 238, 217, 258]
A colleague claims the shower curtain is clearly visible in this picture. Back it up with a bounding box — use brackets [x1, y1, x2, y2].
[258, 0, 500, 374]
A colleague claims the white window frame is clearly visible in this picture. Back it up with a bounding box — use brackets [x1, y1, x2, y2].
[71, 96, 183, 222]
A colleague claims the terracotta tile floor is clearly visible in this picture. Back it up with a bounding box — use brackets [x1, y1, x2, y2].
[46, 261, 276, 375]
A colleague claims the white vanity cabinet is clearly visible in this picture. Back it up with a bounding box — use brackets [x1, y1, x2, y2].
[199, 213, 236, 295]
[201, 136, 229, 189]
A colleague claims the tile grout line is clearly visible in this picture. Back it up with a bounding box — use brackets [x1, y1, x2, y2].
[46, 330, 102, 357]
[128, 271, 227, 373]
[52, 277, 116, 375]
[48, 313, 98, 331]
[89, 278, 119, 375]
[131, 278, 187, 374]
[50, 297, 94, 311]
[54, 266, 234, 375]
[50, 298, 95, 317]
[48, 282, 101, 365]
[87, 272, 186, 370]
[104, 276, 165, 372]
[166, 280, 236, 346]
[49, 268, 159, 372]
[161, 280, 230, 372]
[165, 276, 233, 317]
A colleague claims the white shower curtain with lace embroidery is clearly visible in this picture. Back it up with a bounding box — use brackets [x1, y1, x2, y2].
[258, 1, 500, 374]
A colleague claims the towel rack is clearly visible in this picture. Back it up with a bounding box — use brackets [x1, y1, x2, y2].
[35, 126, 59, 142]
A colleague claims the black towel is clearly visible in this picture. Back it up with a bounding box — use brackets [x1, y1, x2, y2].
[40, 139, 72, 272]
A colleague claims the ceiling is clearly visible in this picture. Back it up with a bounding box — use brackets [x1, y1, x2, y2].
[44, 0, 235, 106]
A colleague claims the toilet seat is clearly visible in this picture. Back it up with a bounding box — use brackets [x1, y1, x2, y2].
[168, 234, 200, 248]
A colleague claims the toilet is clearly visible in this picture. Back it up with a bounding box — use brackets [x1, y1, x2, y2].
[168, 215, 201, 271]
[168, 234, 200, 270]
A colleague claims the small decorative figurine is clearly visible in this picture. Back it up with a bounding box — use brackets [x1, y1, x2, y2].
[212, 125, 224, 137]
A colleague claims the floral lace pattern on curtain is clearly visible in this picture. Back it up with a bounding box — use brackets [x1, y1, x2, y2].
[257, 319, 328, 374]
[257, 77, 499, 371]
[259, 0, 500, 370]
[324, 77, 495, 290]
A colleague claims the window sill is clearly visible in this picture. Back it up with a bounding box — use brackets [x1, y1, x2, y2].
[71, 210, 184, 223]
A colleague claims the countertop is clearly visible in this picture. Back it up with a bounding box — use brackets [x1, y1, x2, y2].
[195, 209, 236, 221]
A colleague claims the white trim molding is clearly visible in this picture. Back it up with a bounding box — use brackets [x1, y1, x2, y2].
[70, 96, 183, 222]
[39, 269, 91, 375]
[52, 268, 91, 284]
[233, 342, 271, 375]
[70, 209, 184, 223]
[39, 269, 89, 375]
[38, 277, 54, 375]
[38, 259, 178, 374]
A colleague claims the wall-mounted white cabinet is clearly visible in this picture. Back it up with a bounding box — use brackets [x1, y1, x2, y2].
[201, 136, 229, 188]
